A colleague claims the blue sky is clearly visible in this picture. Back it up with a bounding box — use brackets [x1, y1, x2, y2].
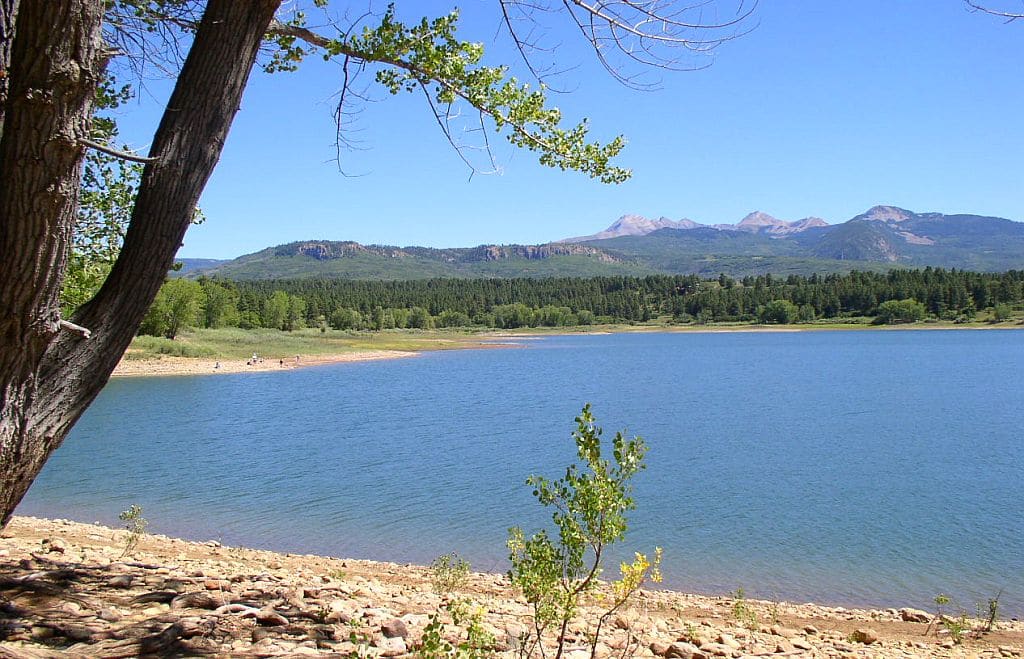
[113, 1, 1024, 259]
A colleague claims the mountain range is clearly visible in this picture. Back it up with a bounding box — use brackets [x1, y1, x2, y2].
[558, 210, 829, 241]
[182, 205, 1024, 280]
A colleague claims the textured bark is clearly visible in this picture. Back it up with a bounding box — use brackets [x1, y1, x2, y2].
[0, 0, 282, 526]
[0, 0, 20, 142]
[0, 0, 103, 528]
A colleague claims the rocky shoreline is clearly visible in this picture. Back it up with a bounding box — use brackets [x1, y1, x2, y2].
[1, 517, 1021, 658]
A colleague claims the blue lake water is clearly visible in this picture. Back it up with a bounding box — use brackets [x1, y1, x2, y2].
[18, 329, 1024, 616]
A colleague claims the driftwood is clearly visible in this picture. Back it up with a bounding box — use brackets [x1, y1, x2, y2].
[64, 616, 214, 658]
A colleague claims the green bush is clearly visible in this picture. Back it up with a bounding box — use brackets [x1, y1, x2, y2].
[430, 552, 470, 596]
[507, 405, 661, 657]
[118, 504, 148, 558]
[873, 298, 927, 324]
[757, 299, 799, 324]
[992, 303, 1012, 322]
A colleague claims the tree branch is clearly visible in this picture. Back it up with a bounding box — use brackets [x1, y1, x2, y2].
[965, 0, 1024, 21]
[79, 137, 157, 163]
[57, 319, 92, 339]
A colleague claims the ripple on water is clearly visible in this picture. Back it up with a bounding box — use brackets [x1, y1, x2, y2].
[19, 329, 1024, 615]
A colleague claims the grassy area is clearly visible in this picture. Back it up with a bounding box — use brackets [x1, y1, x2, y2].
[124, 327, 492, 361]
[125, 313, 1024, 362]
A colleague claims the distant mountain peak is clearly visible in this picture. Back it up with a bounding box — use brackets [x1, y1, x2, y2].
[793, 216, 829, 229]
[858, 205, 915, 222]
[558, 214, 698, 242]
[737, 211, 785, 228]
[733, 212, 830, 235]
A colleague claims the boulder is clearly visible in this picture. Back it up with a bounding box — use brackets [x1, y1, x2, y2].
[43, 537, 67, 554]
[769, 625, 796, 638]
[99, 608, 122, 622]
[381, 618, 409, 639]
[256, 607, 289, 626]
[698, 642, 734, 657]
[108, 575, 133, 589]
[375, 636, 407, 657]
[665, 641, 701, 658]
[899, 607, 930, 623]
[849, 628, 878, 644]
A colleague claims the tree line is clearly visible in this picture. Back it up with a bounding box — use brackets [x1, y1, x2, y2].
[139, 268, 1024, 337]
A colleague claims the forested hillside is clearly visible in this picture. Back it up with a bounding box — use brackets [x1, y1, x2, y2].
[141, 269, 1024, 337]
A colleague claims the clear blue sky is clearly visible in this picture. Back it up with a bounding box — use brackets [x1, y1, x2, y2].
[113, 1, 1024, 259]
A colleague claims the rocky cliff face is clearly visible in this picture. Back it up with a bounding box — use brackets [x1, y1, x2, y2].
[276, 241, 410, 260]
[272, 240, 620, 264]
[476, 244, 619, 262]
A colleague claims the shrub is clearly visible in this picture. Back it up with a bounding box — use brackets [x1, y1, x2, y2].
[992, 303, 1012, 322]
[507, 404, 661, 657]
[417, 598, 495, 658]
[873, 298, 927, 324]
[731, 587, 759, 629]
[118, 504, 148, 558]
[757, 299, 799, 324]
[430, 552, 470, 596]
[437, 310, 472, 328]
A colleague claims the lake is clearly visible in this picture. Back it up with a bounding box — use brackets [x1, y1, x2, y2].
[18, 329, 1024, 616]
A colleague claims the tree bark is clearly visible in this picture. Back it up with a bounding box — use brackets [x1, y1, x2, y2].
[0, 0, 104, 528]
[0, 0, 20, 142]
[0, 0, 282, 527]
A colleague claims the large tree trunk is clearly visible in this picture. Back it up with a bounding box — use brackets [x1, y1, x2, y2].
[0, 0, 282, 527]
[0, 0, 20, 142]
[0, 0, 104, 528]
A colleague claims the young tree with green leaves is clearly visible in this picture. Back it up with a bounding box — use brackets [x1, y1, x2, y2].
[199, 279, 240, 328]
[873, 298, 927, 324]
[508, 405, 660, 658]
[139, 279, 206, 339]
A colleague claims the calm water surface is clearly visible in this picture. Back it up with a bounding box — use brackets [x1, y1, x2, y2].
[19, 330, 1024, 615]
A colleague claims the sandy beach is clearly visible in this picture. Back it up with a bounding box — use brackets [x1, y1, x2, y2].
[110, 322, 1022, 377]
[1, 516, 1021, 657]
[112, 350, 419, 377]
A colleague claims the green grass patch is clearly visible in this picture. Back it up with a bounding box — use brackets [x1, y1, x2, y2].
[130, 335, 218, 358]
[126, 327, 492, 361]
[125, 316, 1023, 364]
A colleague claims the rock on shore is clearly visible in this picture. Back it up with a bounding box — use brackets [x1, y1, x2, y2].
[1, 517, 1021, 658]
